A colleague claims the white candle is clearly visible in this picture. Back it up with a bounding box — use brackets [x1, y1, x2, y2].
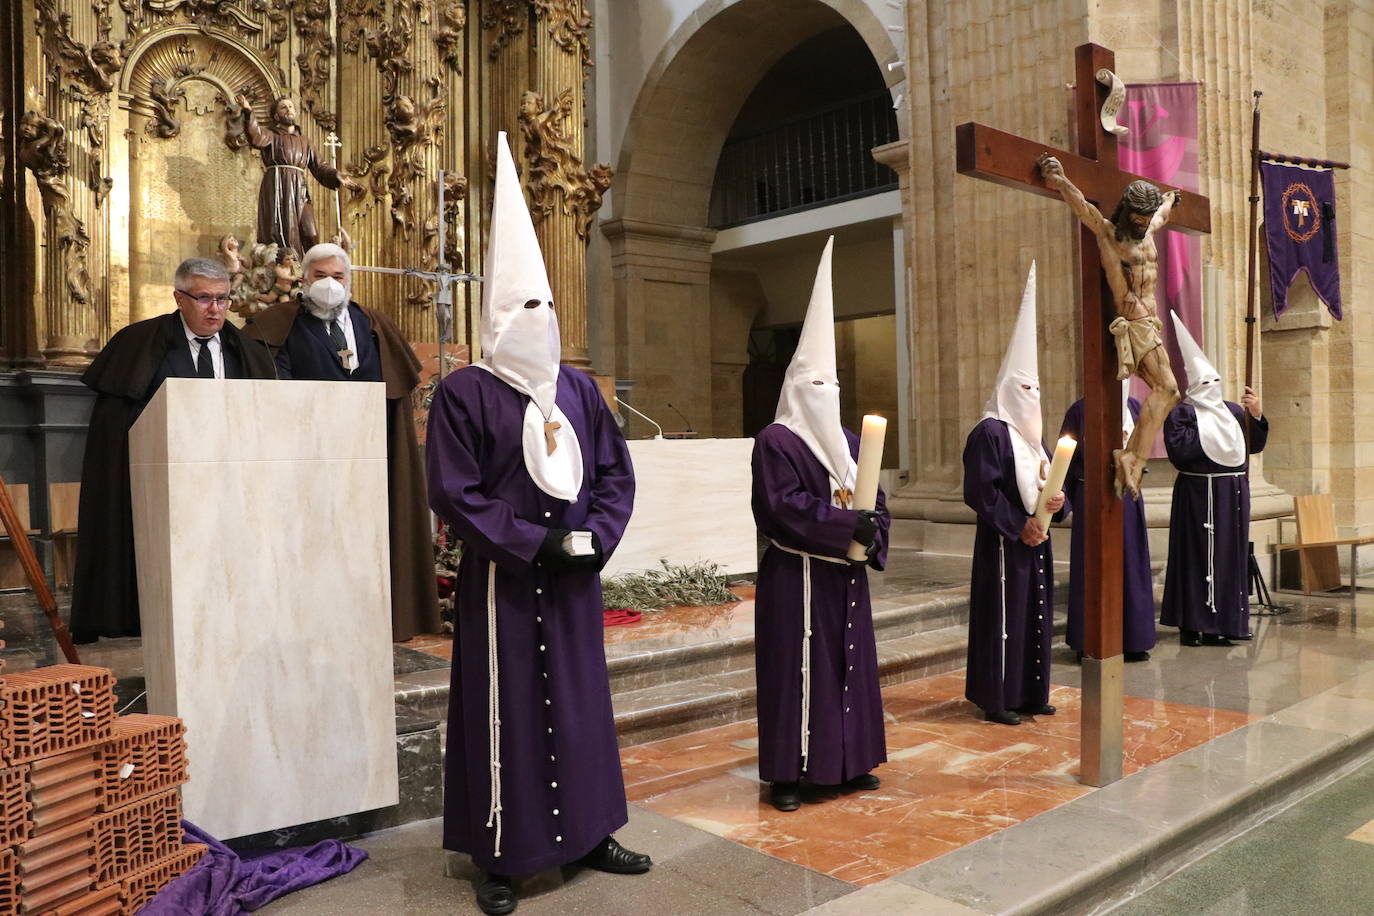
[847, 415, 888, 562]
[1034, 435, 1077, 528]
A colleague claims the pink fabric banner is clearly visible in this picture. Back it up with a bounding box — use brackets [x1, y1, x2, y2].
[1120, 82, 1201, 456]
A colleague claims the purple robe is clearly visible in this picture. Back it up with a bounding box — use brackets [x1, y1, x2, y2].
[1059, 398, 1157, 654]
[751, 424, 889, 785]
[962, 418, 1067, 715]
[1161, 402, 1268, 636]
[426, 365, 635, 876]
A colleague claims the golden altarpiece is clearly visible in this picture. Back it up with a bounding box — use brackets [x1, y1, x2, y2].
[0, 0, 607, 568]
[0, 0, 608, 368]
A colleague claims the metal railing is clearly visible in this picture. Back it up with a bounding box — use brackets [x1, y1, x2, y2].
[709, 91, 899, 228]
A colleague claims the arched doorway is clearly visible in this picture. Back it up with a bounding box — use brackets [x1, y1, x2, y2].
[602, 0, 904, 448]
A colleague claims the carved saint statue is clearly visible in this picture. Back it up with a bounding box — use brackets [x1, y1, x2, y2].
[1038, 153, 1183, 499]
[234, 95, 360, 257]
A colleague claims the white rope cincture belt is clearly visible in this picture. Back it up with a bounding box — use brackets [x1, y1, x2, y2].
[267, 164, 307, 172]
[768, 539, 847, 774]
[999, 541, 1007, 689]
[484, 560, 504, 858]
[1180, 471, 1245, 615]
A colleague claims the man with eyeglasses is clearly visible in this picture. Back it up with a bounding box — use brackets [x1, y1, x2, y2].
[70, 257, 276, 643]
[244, 243, 441, 642]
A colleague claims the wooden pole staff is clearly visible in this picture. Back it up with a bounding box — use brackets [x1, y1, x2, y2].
[1243, 91, 1262, 449]
[1258, 150, 1351, 171]
[0, 475, 80, 664]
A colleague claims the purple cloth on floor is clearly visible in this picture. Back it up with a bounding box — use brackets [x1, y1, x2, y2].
[137, 821, 367, 915]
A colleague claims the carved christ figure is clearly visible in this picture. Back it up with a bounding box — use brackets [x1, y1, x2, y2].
[234, 95, 360, 257]
[1038, 153, 1183, 499]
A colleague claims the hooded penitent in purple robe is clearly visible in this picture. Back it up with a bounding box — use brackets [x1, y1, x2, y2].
[427, 364, 634, 876]
[1160, 312, 1268, 638]
[428, 130, 634, 879]
[1160, 401, 1267, 637]
[1060, 396, 1157, 655]
[753, 425, 889, 785]
[963, 418, 1067, 715]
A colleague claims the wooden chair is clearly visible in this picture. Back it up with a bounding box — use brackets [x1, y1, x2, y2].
[0, 484, 40, 589]
[48, 482, 80, 588]
[1273, 493, 1374, 596]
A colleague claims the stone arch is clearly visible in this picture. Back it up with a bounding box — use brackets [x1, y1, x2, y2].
[601, 0, 904, 439]
[614, 0, 903, 227]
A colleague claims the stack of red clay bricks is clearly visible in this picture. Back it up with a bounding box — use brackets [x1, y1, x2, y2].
[0, 665, 206, 915]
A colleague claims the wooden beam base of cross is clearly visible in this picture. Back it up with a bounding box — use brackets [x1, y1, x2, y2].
[956, 43, 1212, 787]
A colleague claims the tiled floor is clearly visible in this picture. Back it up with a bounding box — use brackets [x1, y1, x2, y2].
[620, 673, 1254, 886]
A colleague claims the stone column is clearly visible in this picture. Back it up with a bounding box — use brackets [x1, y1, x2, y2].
[600, 218, 715, 437]
[528, 3, 592, 369]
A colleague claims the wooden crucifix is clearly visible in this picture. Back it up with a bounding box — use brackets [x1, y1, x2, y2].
[956, 43, 1211, 786]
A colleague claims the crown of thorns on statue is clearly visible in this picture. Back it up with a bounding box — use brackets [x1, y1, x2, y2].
[1111, 179, 1165, 220]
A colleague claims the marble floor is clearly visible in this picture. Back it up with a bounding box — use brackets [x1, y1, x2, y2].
[259, 583, 1374, 914]
[620, 674, 1254, 886]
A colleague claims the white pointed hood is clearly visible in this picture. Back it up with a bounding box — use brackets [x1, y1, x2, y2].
[1170, 312, 1245, 467]
[982, 262, 1046, 514]
[476, 132, 582, 501]
[774, 237, 856, 504]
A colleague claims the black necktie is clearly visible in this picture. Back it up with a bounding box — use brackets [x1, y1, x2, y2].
[326, 319, 347, 352]
[195, 336, 215, 378]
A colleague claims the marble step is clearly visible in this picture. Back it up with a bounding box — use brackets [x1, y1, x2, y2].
[605, 587, 973, 696]
[393, 587, 980, 731]
[611, 619, 1004, 748]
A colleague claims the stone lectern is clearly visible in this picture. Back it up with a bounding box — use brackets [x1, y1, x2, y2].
[129, 378, 399, 839]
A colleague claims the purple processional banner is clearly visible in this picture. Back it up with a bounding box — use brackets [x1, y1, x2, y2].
[1261, 160, 1343, 320]
[1120, 82, 1200, 456]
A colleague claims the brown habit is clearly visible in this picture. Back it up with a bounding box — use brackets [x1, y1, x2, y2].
[245, 300, 442, 641]
[242, 111, 341, 256]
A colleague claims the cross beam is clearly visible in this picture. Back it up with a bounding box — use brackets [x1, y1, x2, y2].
[955, 122, 1212, 235]
[955, 43, 1213, 788]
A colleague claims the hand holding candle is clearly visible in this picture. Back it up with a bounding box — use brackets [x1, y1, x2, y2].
[847, 415, 888, 562]
[1033, 435, 1077, 528]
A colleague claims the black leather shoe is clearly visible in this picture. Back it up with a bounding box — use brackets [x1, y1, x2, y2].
[1124, 651, 1151, 663]
[1200, 633, 1234, 647]
[844, 773, 880, 791]
[984, 709, 1021, 726]
[1016, 704, 1056, 717]
[475, 874, 516, 916]
[1180, 629, 1203, 647]
[577, 835, 652, 874]
[770, 781, 802, 811]
[1225, 633, 1254, 641]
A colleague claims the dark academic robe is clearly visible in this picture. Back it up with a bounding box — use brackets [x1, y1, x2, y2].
[1160, 403, 1268, 637]
[962, 418, 1068, 715]
[427, 365, 635, 877]
[751, 424, 889, 786]
[70, 313, 276, 643]
[244, 300, 441, 642]
[1059, 398, 1157, 655]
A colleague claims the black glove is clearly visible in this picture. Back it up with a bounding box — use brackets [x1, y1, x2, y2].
[537, 528, 574, 571]
[535, 528, 603, 572]
[852, 510, 880, 548]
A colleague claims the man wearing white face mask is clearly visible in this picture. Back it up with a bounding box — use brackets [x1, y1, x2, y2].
[1161, 313, 1268, 647]
[245, 242, 440, 642]
[752, 238, 891, 813]
[962, 263, 1068, 726]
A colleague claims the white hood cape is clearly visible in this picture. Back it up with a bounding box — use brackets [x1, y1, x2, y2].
[773, 237, 857, 505]
[1170, 312, 1246, 468]
[476, 132, 583, 501]
[982, 262, 1046, 514]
